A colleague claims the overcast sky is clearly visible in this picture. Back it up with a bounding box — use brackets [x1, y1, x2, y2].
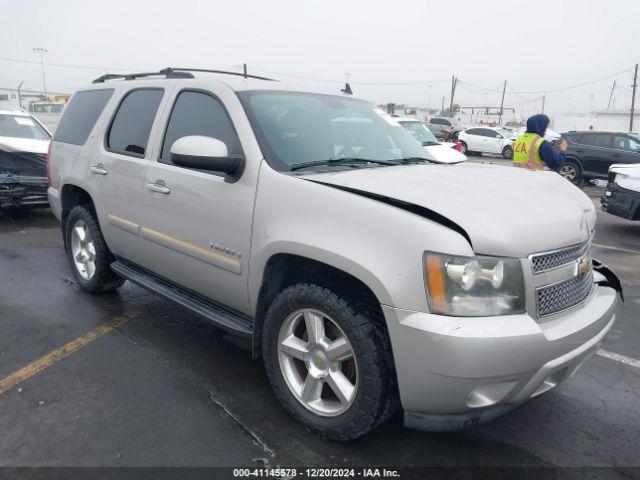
[2, 0, 639, 116]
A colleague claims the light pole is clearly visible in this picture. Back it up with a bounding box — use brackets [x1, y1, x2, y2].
[33, 47, 48, 97]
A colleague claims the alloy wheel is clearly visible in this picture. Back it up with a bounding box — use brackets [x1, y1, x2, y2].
[559, 164, 577, 180]
[70, 219, 96, 280]
[277, 308, 358, 417]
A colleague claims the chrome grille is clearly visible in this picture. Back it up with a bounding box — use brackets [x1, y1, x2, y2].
[536, 270, 593, 317]
[530, 241, 590, 274]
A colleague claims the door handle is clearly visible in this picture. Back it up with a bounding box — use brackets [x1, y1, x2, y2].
[146, 181, 171, 195]
[611, 153, 619, 157]
[90, 164, 108, 175]
[574, 148, 584, 153]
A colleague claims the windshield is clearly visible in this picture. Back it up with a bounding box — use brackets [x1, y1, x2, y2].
[0, 114, 50, 140]
[399, 121, 439, 144]
[239, 91, 433, 171]
[498, 128, 516, 138]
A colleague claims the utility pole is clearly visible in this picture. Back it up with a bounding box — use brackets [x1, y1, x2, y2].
[541, 95, 546, 114]
[498, 80, 507, 125]
[607, 80, 616, 111]
[449, 75, 457, 117]
[33, 47, 48, 97]
[630, 63, 638, 132]
[441, 96, 445, 114]
[17, 81, 24, 109]
[427, 84, 432, 115]
[243, 63, 248, 79]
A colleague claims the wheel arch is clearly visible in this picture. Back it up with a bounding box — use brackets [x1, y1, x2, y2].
[60, 183, 96, 250]
[251, 252, 390, 359]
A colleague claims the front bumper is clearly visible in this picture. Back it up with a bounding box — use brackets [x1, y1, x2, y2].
[383, 280, 618, 431]
[601, 181, 640, 220]
[0, 175, 49, 209]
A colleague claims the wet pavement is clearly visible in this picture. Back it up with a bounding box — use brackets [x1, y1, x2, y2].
[0, 172, 639, 476]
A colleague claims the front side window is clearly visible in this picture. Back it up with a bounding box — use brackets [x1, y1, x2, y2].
[239, 91, 429, 171]
[160, 91, 241, 165]
[482, 129, 498, 138]
[107, 89, 164, 157]
[466, 128, 480, 135]
[0, 114, 50, 140]
[613, 135, 640, 152]
[399, 121, 439, 145]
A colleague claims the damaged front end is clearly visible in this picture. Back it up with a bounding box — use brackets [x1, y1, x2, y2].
[0, 148, 49, 209]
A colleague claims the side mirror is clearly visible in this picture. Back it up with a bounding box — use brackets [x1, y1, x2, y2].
[170, 135, 244, 180]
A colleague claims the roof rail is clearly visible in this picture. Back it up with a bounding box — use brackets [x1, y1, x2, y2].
[92, 67, 276, 84]
[167, 67, 276, 81]
[92, 68, 194, 84]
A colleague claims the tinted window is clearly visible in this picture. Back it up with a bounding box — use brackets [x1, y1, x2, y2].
[466, 128, 481, 135]
[160, 91, 241, 164]
[482, 129, 498, 138]
[430, 118, 444, 125]
[582, 133, 611, 148]
[613, 135, 640, 152]
[567, 133, 583, 144]
[107, 89, 163, 157]
[54, 89, 113, 145]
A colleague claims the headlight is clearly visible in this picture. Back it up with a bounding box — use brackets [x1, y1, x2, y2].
[424, 253, 525, 316]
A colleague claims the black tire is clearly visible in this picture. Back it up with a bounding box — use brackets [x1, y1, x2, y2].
[262, 283, 397, 441]
[558, 159, 582, 182]
[65, 205, 125, 293]
[502, 144, 513, 160]
[460, 141, 468, 155]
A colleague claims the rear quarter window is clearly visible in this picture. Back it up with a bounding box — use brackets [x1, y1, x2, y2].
[53, 89, 114, 145]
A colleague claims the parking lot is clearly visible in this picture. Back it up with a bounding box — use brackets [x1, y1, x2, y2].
[0, 159, 638, 474]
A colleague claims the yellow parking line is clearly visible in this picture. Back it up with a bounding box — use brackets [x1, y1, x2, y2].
[0, 310, 139, 395]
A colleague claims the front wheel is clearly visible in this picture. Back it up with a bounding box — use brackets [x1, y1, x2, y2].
[460, 141, 468, 155]
[262, 284, 397, 440]
[502, 145, 513, 159]
[558, 160, 582, 182]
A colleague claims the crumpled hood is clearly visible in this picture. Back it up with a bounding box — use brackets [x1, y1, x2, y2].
[0, 137, 49, 178]
[304, 162, 595, 257]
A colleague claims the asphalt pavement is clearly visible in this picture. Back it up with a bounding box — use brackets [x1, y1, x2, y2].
[0, 163, 638, 477]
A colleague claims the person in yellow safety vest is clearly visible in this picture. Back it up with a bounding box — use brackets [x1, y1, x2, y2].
[513, 114, 567, 171]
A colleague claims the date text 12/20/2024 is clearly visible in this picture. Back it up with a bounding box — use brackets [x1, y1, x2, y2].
[233, 468, 400, 478]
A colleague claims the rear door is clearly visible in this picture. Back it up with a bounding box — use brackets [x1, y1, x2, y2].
[581, 133, 613, 176]
[464, 128, 483, 151]
[139, 86, 258, 313]
[89, 86, 168, 263]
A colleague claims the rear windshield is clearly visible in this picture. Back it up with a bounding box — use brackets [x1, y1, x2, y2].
[54, 89, 113, 145]
[0, 114, 50, 140]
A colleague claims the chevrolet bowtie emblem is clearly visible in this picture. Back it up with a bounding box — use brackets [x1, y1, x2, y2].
[577, 256, 592, 279]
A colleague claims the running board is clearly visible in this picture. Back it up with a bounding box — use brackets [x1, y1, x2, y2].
[111, 260, 254, 337]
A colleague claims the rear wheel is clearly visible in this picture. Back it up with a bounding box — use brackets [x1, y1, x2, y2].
[262, 283, 397, 440]
[502, 145, 513, 159]
[460, 141, 468, 155]
[559, 160, 582, 182]
[65, 205, 125, 293]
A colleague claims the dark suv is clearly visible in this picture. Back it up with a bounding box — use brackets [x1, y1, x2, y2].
[560, 131, 640, 181]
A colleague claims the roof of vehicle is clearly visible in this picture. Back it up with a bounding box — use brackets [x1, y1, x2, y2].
[395, 116, 424, 122]
[463, 126, 509, 131]
[563, 130, 639, 135]
[79, 68, 364, 99]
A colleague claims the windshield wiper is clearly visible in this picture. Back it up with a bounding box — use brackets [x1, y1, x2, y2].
[396, 157, 437, 164]
[290, 157, 399, 171]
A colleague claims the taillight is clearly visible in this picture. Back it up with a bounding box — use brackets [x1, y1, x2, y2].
[46, 140, 52, 186]
[454, 141, 462, 152]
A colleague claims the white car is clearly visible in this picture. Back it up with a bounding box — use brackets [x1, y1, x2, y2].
[397, 118, 466, 163]
[458, 127, 516, 159]
[601, 163, 640, 220]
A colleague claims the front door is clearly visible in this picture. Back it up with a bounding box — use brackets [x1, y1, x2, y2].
[581, 133, 613, 176]
[611, 134, 640, 168]
[139, 87, 258, 313]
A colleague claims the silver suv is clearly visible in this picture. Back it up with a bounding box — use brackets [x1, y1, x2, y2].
[47, 68, 622, 440]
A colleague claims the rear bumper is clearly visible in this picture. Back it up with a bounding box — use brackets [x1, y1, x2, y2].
[0, 176, 49, 208]
[601, 181, 640, 220]
[383, 283, 617, 431]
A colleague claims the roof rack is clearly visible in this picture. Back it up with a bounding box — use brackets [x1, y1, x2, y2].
[92, 67, 276, 84]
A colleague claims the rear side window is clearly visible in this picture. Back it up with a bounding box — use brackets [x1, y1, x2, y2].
[54, 89, 113, 145]
[430, 118, 443, 125]
[582, 133, 612, 148]
[107, 89, 164, 157]
[567, 133, 583, 144]
[160, 90, 241, 164]
[466, 128, 480, 135]
[482, 129, 498, 138]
